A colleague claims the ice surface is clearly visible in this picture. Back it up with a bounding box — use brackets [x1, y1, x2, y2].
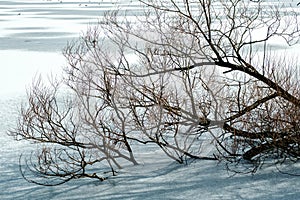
[0, 0, 300, 199]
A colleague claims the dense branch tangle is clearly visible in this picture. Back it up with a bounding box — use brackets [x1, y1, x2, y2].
[12, 0, 300, 185]
[133, 0, 300, 165]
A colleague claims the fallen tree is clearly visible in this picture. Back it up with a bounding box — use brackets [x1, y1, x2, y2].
[11, 0, 300, 185]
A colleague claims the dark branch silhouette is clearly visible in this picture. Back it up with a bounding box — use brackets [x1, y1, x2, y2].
[11, 0, 300, 185]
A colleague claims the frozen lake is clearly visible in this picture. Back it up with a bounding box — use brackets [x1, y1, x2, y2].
[1, 0, 300, 199]
[0, 1, 133, 199]
[0, 0, 115, 95]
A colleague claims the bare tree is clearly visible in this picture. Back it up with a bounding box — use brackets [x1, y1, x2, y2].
[12, 76, 139, 185]
[11, 0, 300, 185]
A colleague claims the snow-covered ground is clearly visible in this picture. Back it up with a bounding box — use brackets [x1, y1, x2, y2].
[1, 0, 300, 199]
